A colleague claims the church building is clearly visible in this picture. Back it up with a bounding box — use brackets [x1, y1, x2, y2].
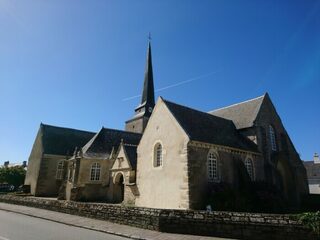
[304, 153, 320, 194]
[25, 42, 308, 210]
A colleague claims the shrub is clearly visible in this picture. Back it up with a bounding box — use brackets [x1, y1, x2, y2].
[295, 211, 320, 236]
[0, 166, 26, 188]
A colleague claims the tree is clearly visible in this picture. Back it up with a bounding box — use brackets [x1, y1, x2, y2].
[0, 166, 26, 188]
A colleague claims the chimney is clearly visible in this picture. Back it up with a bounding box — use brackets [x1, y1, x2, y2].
[4, 161, 9, 167]
[314, 153, 320, 164]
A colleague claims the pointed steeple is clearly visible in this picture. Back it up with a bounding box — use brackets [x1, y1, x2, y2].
[140, 42, 155, 107]
[125, 40, 156, 133]
[135, 41, 155, 117]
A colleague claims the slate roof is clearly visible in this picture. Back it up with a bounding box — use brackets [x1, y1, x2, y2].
[123, 144, 138, 168]
[134, 42, 155, 118]
[140, 42, 155, 108]
[163, 99, 259, 153]
[209, 94, 266, 129]
[41, 124, 95, 156]
[82, 127, 142, 159]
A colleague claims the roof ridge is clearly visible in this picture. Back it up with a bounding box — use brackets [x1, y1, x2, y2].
[82, 130, 101, 153]
[163, 98, 234, 124]
[82, 127, 142, 157]
[161, 98, 259, 153]
[102, 127, 142, 136]
[41, 123, 95, 134]
[209, 94, 265, 113]
[123, 143, 138, 147]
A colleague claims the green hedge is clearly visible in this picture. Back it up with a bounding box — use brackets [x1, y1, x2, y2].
[294, 211, 320, 236]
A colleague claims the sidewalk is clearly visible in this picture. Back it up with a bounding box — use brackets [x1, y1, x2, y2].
[0, 202, 232, 240]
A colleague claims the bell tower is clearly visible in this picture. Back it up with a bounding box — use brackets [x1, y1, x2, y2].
[125, 41, 155, 133]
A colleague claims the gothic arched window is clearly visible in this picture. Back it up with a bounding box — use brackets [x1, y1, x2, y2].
[245, 158, 254, 180]
[207, 151, 219, 182]
[269, 125, 277, 151]
[154, 143, 163, 167]
[56, 161, 64, 180]
[90, 162, 101, 181]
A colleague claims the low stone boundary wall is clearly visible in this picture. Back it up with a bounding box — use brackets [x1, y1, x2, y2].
[0, 195, 317, 240]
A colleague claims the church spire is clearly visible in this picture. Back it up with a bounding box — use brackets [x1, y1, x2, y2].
[140, 41, 155, 107]
[135, 40, 155, 117]
[125, 39, 156, 133]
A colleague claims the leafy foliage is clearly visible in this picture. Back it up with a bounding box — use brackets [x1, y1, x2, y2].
[0, 166, 26, 188]
[295, 211, 320, 236]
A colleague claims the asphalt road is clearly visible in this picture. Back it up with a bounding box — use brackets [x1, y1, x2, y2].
[0, 210, 129, 240]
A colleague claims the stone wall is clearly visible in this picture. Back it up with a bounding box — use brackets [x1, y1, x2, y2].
[24, 127, 43, 195]
[0, 195, 317, 240]
[255, 95, 309, 201]
[37, 155, 65, 196]
[187, 144, 265, 210]
[0, 195, 160, 231]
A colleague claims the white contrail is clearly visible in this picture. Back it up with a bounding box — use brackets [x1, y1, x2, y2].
[122, 70, 220, 101]
[122, 94, 142, 101]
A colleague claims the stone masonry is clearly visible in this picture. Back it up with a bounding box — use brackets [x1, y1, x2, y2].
[0, 195, 317, 240]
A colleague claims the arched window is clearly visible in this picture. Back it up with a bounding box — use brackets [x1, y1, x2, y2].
[56, 161, 64, 180]
[269, 125, 277, 151]
[207, 151, 219, 182]
[154, 143, 163, 167]
[90, 162, 101, 181]
[245, 158, 254, 180]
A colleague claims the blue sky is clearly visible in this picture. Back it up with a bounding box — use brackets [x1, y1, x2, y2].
[0, 0, 319, 164]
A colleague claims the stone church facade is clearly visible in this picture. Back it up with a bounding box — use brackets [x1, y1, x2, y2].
[25, 42, 308, 209]
[304, 153, 320, 194]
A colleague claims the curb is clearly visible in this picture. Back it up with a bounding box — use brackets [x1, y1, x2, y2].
[0, 206, 148, 240]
